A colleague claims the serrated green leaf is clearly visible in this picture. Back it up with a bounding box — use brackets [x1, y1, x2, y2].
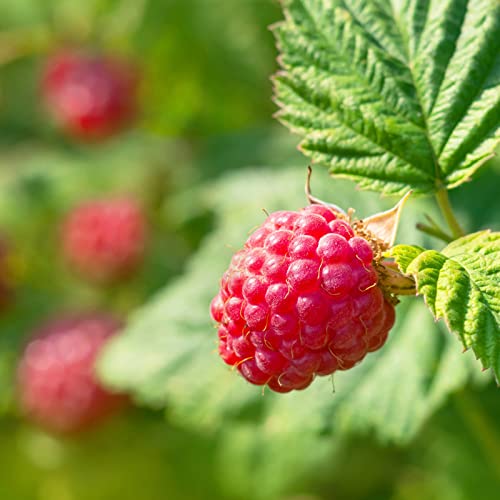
[273, 0, 500, 194]
[391, 232, 500, 379]
[98, 165, 483, 450]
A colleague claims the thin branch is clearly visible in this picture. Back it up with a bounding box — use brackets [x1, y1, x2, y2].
[435, 189, 465, 239]
[416, 223, 453, 243]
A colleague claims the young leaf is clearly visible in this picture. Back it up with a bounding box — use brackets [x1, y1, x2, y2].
[391, 231, 500, 380]
[273, 0, 500, 194]
[98, 165, 482, 446]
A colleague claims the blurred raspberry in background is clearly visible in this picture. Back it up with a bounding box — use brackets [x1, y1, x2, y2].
[41, 50, 139, 141]
[17, 313, 127, 434]
[61, 197, 148, 285]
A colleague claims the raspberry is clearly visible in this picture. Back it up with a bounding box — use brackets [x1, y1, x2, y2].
[210, 205, 396, 393]
[17, 313, 127, 434]
[62, 197, 147, 284]
[41, 50, 139, 140]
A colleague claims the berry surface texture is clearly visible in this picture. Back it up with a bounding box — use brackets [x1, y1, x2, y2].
[211, 205, 396, 393]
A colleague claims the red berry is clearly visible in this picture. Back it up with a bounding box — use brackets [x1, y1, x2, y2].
[42, 50, 139, 140]
[211, 207, 396, 393]
[62, 197, 147, 284]
[17, 313, 127, 434]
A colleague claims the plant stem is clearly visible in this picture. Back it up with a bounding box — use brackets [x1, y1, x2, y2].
[435, 189, 464, 240]
[454, 391, 500, 478]
[416, 223, 453, 243]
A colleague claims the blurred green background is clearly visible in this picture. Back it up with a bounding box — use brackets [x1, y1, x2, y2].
[0, 1, 499, 499]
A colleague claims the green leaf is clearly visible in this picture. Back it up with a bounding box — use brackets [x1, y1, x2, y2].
[391, 231, 500, 380]
[273, 0, 500, 194]
[98, 165, 483, 451]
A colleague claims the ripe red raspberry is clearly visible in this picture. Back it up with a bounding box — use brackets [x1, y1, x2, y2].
[17, 313, 126, 434]
[210, 205, 396, 393]
[62, 197, 148, 284]
[41, 50, 139, 140]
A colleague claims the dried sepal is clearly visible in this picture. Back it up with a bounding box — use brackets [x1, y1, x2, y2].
[362, 192, 412, 248]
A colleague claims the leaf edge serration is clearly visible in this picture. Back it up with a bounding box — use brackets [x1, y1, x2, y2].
[390, 233, 500, 382]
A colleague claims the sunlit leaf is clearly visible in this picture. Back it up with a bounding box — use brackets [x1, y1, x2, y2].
[273, 0, 500, 194]
[391, 231, 500, 380]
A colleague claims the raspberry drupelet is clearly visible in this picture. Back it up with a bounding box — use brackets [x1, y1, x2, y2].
[210, 204, 396, 393]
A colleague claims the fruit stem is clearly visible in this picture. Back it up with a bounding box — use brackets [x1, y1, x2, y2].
[435, 189, 464, 240]
[305, 167, 347, 215]
[454, 390, 500, 478]
[415, 223, 453, 243]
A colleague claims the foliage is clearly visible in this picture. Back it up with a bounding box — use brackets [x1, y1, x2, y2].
[98, 165, 489, 498]
[391, 231, 500, 380]
[98, 165, 480, 436]
[0, 0, 499, 499]
[273, 0, 500, 195]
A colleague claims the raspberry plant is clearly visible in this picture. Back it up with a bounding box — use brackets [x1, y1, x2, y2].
[97, 0, 499, 478]
[272, 0, 500, 381]
[0, 0, 499, 498]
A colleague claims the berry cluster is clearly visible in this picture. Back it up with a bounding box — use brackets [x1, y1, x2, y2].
[211, 205, 396, 393]
[62, 198, 147, 284]
[42, 50, 139, 140]
[17, 313, 126, 434]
